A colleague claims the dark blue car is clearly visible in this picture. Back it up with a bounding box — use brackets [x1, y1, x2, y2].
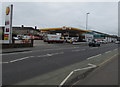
[89, 40, 100, 47]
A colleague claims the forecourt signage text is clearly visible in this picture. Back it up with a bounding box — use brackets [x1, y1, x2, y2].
[4, 5, 13, 43]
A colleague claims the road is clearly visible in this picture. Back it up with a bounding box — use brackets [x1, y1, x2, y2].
[73, 54, 118, 86]
[2, 43, 118, 85]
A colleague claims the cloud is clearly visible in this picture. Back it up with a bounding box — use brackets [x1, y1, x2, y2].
[2, 2, 118, 35]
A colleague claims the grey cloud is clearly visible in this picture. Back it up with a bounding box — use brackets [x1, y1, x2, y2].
[2, 2, 118, 35]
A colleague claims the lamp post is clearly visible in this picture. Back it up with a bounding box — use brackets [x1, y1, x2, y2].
[85, 13, 90, 42]
[86, 13, 90, 31]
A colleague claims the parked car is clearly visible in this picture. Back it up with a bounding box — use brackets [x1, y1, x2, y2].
[13, 37, 19, 40]
[99, 40, 107, 44]
[65, 37, 78, 43]
[89, 41, 100, 47]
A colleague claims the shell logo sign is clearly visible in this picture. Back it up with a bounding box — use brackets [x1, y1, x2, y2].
[6, 7, 10, 15]
[4, 5, 13, 43]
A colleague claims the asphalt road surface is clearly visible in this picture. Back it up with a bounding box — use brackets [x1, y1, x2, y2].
[2, 43, 118, 85]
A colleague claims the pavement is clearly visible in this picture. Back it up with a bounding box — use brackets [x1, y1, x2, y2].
[73, 54, 118, 86]
[2, 40, 43, 53]
[2, 42, 118, 86]
[2, 48, 32, 53]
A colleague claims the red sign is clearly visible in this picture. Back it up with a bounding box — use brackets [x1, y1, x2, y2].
[4, 34, 9, 37]
[6, 28, 9, 32]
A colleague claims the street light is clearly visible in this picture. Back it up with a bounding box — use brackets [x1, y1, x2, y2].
[85, 13, 90, 42]
[86, 13, 90, 31]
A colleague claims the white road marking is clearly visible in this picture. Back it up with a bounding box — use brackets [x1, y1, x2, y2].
[0, 62, 9, 64]
[10, 56, 34, 63]
[72, 49, 86, 52]
[87, 54, 102, 60]
[2, 51, 32, 55]
[54, 52, 64, 55]
[59, 64, 97, 87]
[59, 71, 74, 87]
[46, 54, 53, 56]
[105, 51, 111, 54]
[9, 52, 64, 63]
[43, 47, 79, 51]
[74, 64, 97, 72]
[37, 52, 64, 57]
[52, 52, 64, 55]
[88, 63, 97, 67]
[90, 47, 98, 49]
[37, 55, 48, 57]
[72, 50, 80, 52]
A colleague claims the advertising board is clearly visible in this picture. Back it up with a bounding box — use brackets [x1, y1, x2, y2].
[85, 34, 94, 42]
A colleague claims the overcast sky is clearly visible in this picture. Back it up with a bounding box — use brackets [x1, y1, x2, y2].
[1, 2, 118, 35]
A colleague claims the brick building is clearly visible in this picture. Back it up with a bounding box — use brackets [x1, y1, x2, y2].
[1, 25, 41, 35]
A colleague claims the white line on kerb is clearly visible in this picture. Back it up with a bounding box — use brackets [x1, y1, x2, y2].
[105, 51, 111, 54]
[87, 54, 102, 60]
[59, 63, 97, 87]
